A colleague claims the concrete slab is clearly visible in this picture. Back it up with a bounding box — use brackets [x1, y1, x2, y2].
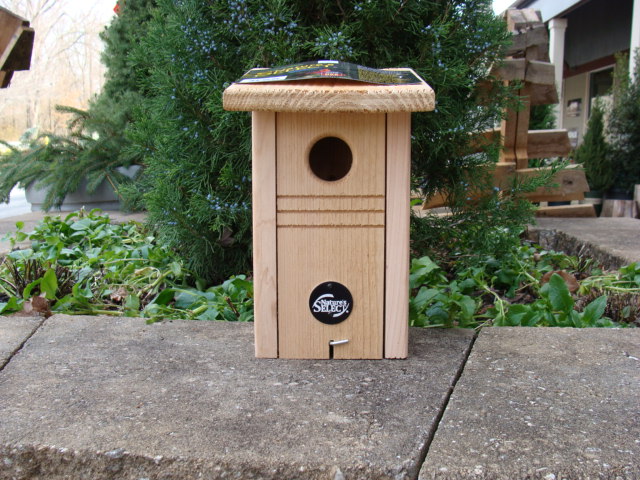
[529, 218, 640, 269]
[0, 317, 42, 368]
[420, 327, 640, 480]
[0, 315, 474, 480]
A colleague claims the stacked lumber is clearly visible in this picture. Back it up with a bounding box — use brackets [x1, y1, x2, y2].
[0, 7, 34, 88]
[422, 9, 594, 217]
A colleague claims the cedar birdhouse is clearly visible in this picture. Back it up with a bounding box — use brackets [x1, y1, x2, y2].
[223, 64, 434, 359]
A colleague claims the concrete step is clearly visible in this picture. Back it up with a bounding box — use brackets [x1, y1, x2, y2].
[2, 316, 638, 479]
[420, 327, 640, 480]
[0, 315, 474, 480]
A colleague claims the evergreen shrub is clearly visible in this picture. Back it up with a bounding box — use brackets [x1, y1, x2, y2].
[132, 0, 539, 283]
[0, 0, 155, 210]
[574, 101, 612, 193]
[608, 51, 640, 195]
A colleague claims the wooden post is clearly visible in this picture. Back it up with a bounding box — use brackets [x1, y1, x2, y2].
[251, 112, 278, 358]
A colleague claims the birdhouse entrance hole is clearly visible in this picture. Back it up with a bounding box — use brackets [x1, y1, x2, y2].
[309, 136, 352, 181]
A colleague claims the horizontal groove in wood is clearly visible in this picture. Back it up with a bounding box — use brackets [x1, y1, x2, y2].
[278, 211, 384, 227]
[278, 224, 384, 229]
[278, 197, 385, 213]
[278, 196, 385, 212]
[277, 194, 385, 198]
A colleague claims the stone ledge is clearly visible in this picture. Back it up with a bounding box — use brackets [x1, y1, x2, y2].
[0, 315, 474, 480]
[420, 327, 640, 480]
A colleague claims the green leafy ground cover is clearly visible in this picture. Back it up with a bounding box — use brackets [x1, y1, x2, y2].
[1, 211, 638, 328]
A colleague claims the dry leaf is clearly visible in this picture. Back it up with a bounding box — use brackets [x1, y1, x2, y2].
[541, 270, 579, 293]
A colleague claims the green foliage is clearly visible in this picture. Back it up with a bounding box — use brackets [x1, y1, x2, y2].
[409, 243, 637, 328]
[0, 0, 155, 211]
[494, 274, 615, 328]
[574, 101, 612, 192]
[0, 210, 252, 322]
[100, 0, 157, 100]
[2, 212, 637, 328]
[130, 0, 517, 284]
[608, 51, 640, 194]
[0, 101, 140, 210]
[410, 159, 561, 267]
[529, 104, 556, 131]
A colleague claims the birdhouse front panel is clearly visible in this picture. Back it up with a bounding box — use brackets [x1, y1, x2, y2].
[276, 112, 386, 359]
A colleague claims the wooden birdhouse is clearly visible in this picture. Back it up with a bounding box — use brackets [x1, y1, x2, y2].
[223, 62, 435, 359]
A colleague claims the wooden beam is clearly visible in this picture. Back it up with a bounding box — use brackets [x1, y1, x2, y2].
[536, 204, 597, 218]
[525, 24, 549, 49]
[525, 60, 555, 85]
[421, 191, 448, 209]
[527, 129, 571, 158]
[601, 199, 639, 218]
[494, 58, 526, 81]
[529, 83, 559, 105]
[0, 26, 34, 72]
[0, 70, 10, 88]
[526, 192, 585, 203]
[519, 164, 589, 200]
[521, 8, 544, 25]
[505, 9, 529, 30]
[525, 44, 550, 62]
[251, 111, 278, 358]
[0, 8, 27, 54]
[514, 85, 531, 170]
[385, 112, 411, 359]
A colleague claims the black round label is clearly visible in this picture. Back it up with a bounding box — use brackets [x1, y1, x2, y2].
[309, 282, 353, 325]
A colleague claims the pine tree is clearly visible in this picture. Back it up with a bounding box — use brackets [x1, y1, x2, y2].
[131, 0, 517, 283]
[0, 0, 157, 209]
[574, 101, 612, 192]
[608, 51, 640, 195]
[100, 0, 157, 101]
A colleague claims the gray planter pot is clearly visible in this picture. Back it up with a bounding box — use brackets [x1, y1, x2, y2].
[25, 166, 140, 212]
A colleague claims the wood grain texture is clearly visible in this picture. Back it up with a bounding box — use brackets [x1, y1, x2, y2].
[223, 69, 435, 113]
[536, 204, 597, 218]
[0, 8, 26, 54]
[521, 165, 589, 202]
[528, 83, 559, 105]
[514, 85, 531, 170]
[277, 196, 384, 212]
[525, 60, 555, 85]
[527, 129, 571, 158]
[276, 112, 386, 359]
[251, 112, 278, 358]
[494, 58, 526, 81]
[278, 228, 384, 359]
[601, 200, 639, 218]
[277, 211, 384, 227]
[385, 113, 411, 359]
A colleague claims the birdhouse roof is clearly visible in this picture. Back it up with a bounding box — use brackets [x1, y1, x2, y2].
[223, 69, 435, 113]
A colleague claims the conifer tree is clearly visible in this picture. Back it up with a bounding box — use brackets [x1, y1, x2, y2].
[574, 101, 612, 192]
[100, 0, 157, 100]
[0, 0, 157, 209]
[608, 51, 640, 195]
[131, 0, 520, 283]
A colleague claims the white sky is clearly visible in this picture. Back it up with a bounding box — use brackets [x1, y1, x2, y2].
[493, 0, 516, 14]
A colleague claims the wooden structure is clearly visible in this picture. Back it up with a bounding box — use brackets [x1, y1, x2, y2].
[0, 7, 34, 88]
[423, 9, 594, 218]
[224, 73, 435, 359]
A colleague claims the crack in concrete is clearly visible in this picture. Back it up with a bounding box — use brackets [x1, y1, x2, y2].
[0, 316, 47, 371]
[410, 328, 479, 479]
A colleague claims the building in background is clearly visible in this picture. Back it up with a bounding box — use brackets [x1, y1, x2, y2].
[507, 0, 639, 147]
